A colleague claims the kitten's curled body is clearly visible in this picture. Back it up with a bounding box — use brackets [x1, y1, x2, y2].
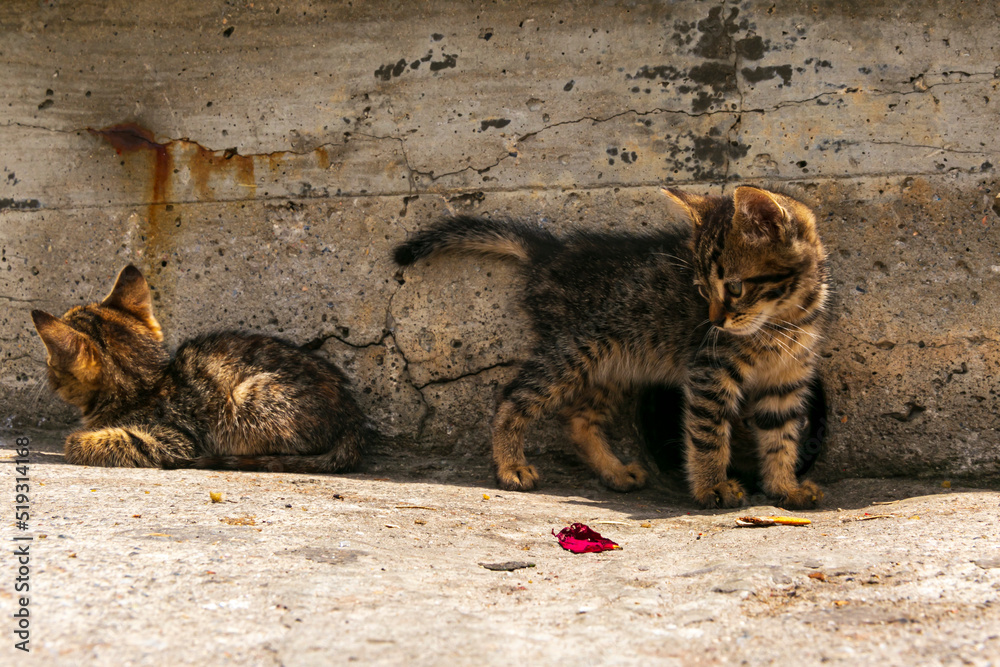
[32, 266, 370, 473]
[394, 186, 830, 508]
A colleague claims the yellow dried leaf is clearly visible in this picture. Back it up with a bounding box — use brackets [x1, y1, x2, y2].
[767, 516, 811, 526]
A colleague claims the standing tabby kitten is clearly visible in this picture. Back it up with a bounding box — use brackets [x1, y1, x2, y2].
[32, 265, 370, 473]
[394, 186, 830, 508]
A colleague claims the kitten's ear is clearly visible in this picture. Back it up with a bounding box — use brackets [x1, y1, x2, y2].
[31, 311, 101, 381]
[101, 265, 162, 340]
[661, 187, 713, 227]
[733, 186, 790, 241]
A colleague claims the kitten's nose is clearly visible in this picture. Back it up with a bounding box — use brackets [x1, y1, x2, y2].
[709, 302, 726, 327]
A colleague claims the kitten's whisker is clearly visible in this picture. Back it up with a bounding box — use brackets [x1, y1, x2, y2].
[775, 319, 820, 339]
[28, 375, 47, 408]
[694, 320, 715, 356]
[762, 327, 795, 355]
[767, 326, 808, 353]
[651, 252, 690, 267]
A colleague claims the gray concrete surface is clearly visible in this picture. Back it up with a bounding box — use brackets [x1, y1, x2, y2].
[2, 433, 1000, 665]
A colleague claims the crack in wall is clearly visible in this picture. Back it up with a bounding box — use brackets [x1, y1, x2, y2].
[384, 328, 433, 442]
[869, 140, 996, 156]
[723, 13, 744, 183]
[413, 360, 515, 391]
[1, 168, 994, 214]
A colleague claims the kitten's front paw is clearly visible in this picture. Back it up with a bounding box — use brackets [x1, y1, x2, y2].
[602, 462, 648, 492]
[694, 479, 747, 509]
[496, 463, 540, 491]
[779, 480, 823, 509]
[63, 433, 84, 464]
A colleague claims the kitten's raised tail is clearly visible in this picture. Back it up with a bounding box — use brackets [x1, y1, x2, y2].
[393, 215, 559, 266]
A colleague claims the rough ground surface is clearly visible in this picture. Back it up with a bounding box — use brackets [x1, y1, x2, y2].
[2, 0, 999, 480]
[3, 433, 999, 665]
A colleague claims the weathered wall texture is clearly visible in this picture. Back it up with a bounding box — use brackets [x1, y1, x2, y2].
[1, 1, 998, 481]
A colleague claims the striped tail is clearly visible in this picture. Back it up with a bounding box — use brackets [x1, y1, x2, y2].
[393, 215, 559, 266]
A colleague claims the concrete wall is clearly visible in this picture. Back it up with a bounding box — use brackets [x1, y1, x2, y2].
[2, 0, 998, 481]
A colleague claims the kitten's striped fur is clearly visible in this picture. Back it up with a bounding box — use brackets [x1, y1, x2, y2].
[32, 265, 370, 473]
[394, 186, 830, 508]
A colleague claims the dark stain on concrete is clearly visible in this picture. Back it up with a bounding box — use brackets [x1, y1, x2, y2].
[377, 50, 457, 79]
[735, 35, 767, 60]
[688, 61, 738, 92]
[741, 64, 793, 86]
[630, 65, 683, 81]
[376, 58, 409, 81]
[692, 6, 747, 60]
[805, 58, 833, 72]
[691, 91, 725, 113]
[446, 191, 485, 207]
[817, 139, 855, 153]
[480, 119, 511, 131]
[429, 53, 458, 71]
[661, 130, 750, 181]
[0, 198, 41, 211]
[563, 80, 575, 91]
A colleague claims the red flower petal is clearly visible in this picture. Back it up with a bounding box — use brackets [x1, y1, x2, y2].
[553, 523, 621, 553]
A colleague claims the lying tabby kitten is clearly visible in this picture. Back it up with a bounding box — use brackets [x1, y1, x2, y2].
[31, 265, 370, 473]
[395, 186, 830, 508]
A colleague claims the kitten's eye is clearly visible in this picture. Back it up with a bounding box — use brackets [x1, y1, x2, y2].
[725, 281, 743, 298]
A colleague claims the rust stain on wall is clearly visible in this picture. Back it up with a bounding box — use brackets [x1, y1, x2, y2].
[186, 143, 256, 201]
[316, 146, 331, 170]
[90, 123, 257, 264]
[88, 123, 174, 262]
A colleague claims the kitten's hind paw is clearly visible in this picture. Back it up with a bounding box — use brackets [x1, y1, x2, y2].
[779, 480, 824, 509]
[694, 479, 747, 509]
[496, 463, 540, 491]
[601, 462, 648, 492]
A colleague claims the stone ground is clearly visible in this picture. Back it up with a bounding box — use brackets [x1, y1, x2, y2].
[2, 431, 999, 666]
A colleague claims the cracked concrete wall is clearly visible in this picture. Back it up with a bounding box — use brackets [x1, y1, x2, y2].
[1, 0, 998, 481]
